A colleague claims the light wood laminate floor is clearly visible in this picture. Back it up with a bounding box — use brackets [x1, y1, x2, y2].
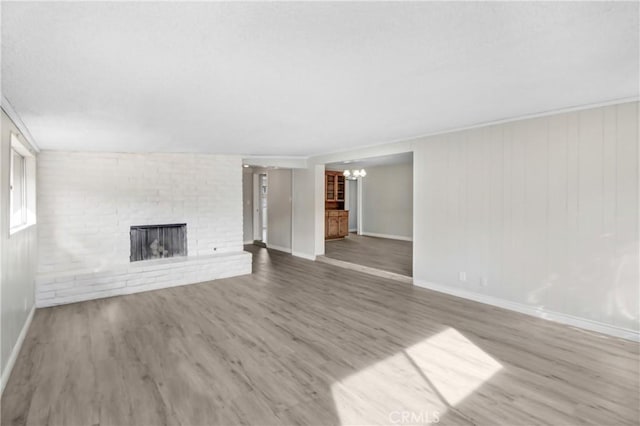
[325, 233, 413, 277]
[2, 245, 638, 425]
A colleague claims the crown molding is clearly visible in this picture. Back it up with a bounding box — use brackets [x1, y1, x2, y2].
[242, 155, 308, 169]
[310, 96, 640, 164]
[1, 96, 40, 153]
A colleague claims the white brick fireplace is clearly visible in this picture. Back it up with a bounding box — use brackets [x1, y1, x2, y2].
[35, 151, 251, 306]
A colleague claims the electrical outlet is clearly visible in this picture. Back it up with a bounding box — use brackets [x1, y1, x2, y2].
[459, 272, 466, 282]
[481, 277, 488, 287]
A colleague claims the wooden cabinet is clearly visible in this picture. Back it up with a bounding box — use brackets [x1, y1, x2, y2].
[325, 171, 345, 209]
[325, 171, 349, 239]
[325, 210, 349, 239]
[339, 214, 349, 236]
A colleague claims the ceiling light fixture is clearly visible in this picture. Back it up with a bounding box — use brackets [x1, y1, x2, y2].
[343, 169, 366, 180]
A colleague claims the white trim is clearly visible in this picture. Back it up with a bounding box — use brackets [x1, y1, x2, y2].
[384, 96, 640, 145]
[267, 244, 292, 254]
[414, 280, 639, 342]
[292, 251, 316, 261]
[1, 97, 40, 153]
[243, 240, 253, 245]
[357, 177, 363, 235]
[252, 173, 261, 241]
[1, 306, 35, 395]
[310, 97, 639, 163]
[349, 228, 357, 233]
[243, 156, 307, 169]
[291, 171, 296, 255]
[361, 232, 413, 242]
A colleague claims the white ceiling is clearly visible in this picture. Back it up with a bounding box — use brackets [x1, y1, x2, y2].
[2, 2, 638, 157]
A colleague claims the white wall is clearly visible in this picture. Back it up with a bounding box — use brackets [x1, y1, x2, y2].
[242, 169, 253, 243]
[292, 164, 324, 260]
[308, 101, 639, 338]
[1, 109, 38, 392]
[35, 151, 251, 306]
[414, 101, 639, 334]
[361, 163, 413, 240]
[38, 152, 244, 274]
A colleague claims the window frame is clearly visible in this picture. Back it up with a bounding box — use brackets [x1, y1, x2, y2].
[9, 132, 35, 234]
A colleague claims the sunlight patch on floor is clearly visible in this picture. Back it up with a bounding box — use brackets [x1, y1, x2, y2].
[331, 328, 502, 425]
[405, 328, 503, 406]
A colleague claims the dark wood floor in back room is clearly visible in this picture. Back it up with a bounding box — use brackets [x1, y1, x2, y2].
[2, 245, 638, 425]
[324, 233, 413, 276]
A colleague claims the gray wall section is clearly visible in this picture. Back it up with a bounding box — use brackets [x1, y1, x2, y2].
[242, 170, 253, 243]
[1, 109, 37, 384]
[348, 180, 358, 230]
[361, 162, 413, 239]
[266, 169, 292, 251]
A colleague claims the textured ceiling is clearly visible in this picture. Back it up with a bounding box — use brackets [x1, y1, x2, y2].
[2, 2, 638, 156]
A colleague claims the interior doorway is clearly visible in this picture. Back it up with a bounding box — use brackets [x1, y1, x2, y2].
[323, 152, 413, 277]
[253, 173, 268, 243]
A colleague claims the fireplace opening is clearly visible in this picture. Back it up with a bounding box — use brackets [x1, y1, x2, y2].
[130, 224, 187, 262]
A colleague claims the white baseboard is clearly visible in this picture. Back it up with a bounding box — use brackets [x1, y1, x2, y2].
[413, 280, 639, 342]
[349, 228, 357, 233]
[243, 240, 253, 245]
[292, 251, 316, 261]
[361, 232, 413, 242]
[267, 244, 292, 254]
[1, 305, 35, 395]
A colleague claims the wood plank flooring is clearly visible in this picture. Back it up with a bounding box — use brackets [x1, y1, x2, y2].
[2, 245, 638, 425]
[325, 233, 413, 277]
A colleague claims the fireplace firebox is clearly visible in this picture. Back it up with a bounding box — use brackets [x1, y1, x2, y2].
[130, 224, 187, 262]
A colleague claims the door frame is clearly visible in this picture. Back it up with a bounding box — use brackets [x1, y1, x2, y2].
[356, 177, 363, 235]
[253, 173, 268, 242]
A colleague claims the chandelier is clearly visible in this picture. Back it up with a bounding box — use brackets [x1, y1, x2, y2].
[343, 169, 366, 180]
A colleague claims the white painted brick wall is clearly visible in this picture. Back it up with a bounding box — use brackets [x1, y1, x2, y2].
[36, 151, 251, 305]
[36, 252, 252, 307]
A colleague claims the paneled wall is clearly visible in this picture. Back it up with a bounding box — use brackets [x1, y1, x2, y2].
[0, 109, 38, 391]
[414, 101, 638, 332]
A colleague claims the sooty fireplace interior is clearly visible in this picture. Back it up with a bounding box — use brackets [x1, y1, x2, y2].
[130, 224, 187, 262]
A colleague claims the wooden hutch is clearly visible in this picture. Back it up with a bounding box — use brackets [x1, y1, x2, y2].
[325, 171, 349, 239]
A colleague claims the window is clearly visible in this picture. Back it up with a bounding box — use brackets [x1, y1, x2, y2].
[10, 146, 26, 228]
[9, 132, 36, 233]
